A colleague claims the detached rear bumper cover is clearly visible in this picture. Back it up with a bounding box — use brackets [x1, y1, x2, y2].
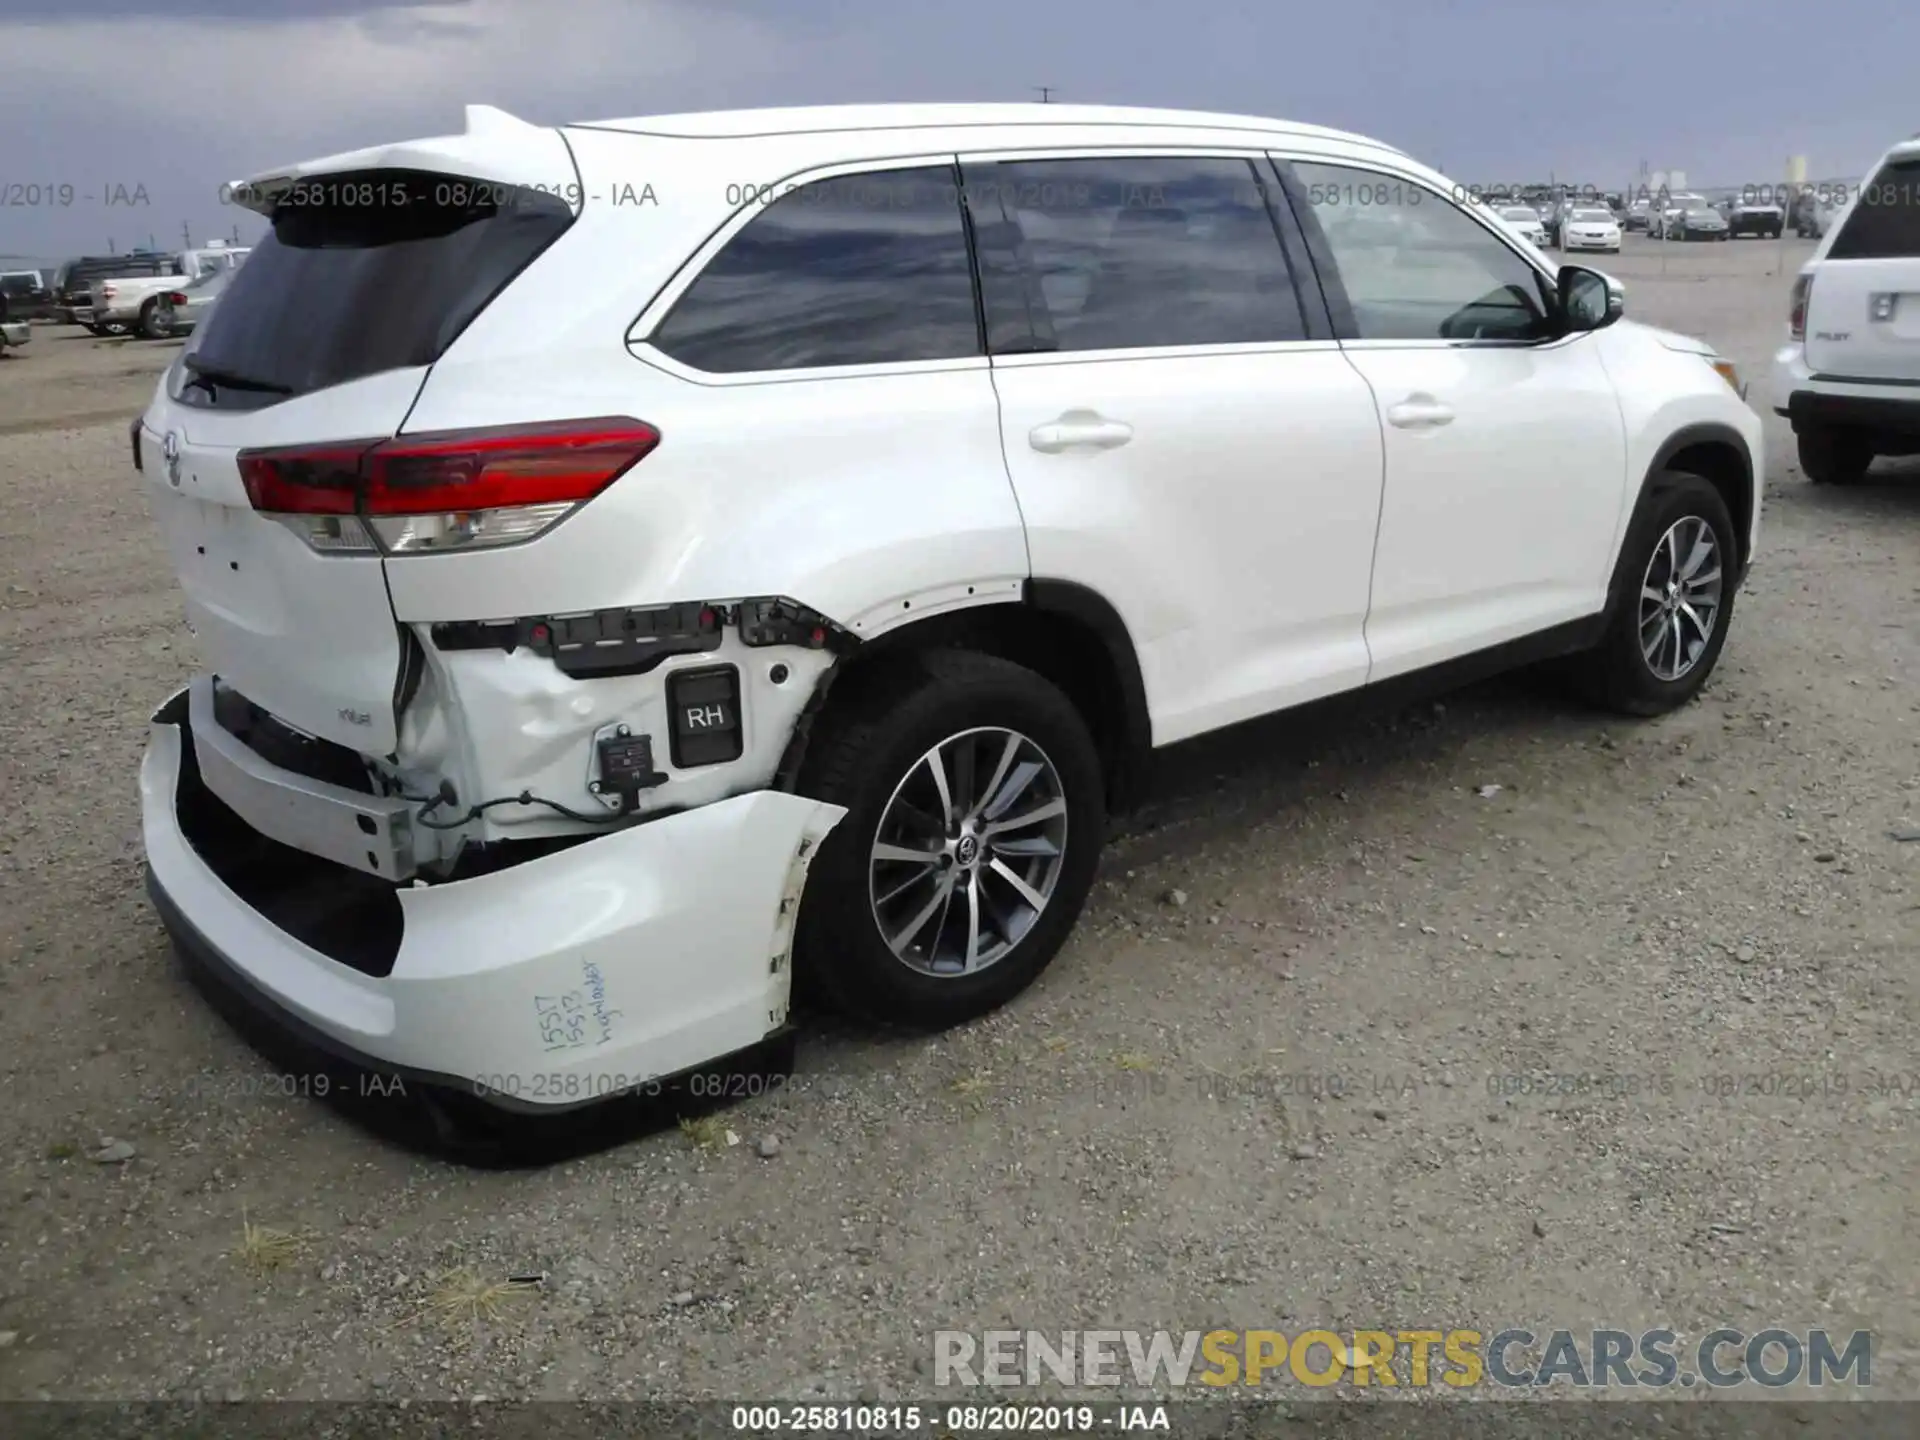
[142, 689, 845, 1111]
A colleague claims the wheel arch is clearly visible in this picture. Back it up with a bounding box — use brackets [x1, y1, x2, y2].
[777, 580, 1153, 812]
[1615, 424, 1755, 613]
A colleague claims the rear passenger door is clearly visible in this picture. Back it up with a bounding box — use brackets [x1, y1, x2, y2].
[961, 152, 1388, 746]
[621, 160, 1028, 635]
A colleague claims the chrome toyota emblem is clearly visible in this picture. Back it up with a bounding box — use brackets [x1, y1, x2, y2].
[162, 430, 182, 486]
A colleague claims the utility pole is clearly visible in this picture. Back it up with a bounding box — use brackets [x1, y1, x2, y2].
[1034, 86, 1054, 103]
[181, 220, 192, 250]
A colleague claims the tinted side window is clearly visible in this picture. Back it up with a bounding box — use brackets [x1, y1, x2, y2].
[1290, 162, 1553, 342]
[652, 166, 979, 373]
[1828, 160, 1920, 259]
[963, 156, 1307, 353]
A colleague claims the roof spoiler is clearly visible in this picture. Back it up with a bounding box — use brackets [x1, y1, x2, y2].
[226, 104, 545, 216]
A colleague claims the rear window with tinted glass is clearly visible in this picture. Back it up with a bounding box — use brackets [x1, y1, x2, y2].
[1829, 160, 1920, 259]
[185, 169, 572, 401]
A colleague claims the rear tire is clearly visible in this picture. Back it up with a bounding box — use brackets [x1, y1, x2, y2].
[793, 650, 1106, 1030]
[1797, 427, 1873, 485]
[138, 299, 172, 341]
[1565, 470, 1738, 717]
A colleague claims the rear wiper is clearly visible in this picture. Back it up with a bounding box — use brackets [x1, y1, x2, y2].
[181, 354, 293, 395]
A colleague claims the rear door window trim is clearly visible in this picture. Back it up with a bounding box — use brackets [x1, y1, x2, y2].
[953, 145, 1340, 364]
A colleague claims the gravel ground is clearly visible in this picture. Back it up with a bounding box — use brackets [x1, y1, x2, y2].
[0, 236, 1915, 1407]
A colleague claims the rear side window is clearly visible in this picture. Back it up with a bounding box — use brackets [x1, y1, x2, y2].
[1828, 159, 1920, 259]
[651, 165, 979, 373]
[185, 169, 572, 401]
[962, 155, 1307, 353]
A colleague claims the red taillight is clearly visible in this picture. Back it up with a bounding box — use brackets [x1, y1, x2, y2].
[167, 292, 188, 305]
[237, 418, 660, 554]
[1789, 273, 1813, 342]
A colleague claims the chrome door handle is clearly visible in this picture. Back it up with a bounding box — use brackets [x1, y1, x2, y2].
[1386, 396, 1456, 429]
[1029, 412, 1134, 453]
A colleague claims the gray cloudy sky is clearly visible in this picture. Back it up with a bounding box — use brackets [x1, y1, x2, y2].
[0, 0, 1911, 258]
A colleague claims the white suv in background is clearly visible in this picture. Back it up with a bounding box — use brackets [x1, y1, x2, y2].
[134, 103, 1762, 1136]
[1773, 137, 1920, 483]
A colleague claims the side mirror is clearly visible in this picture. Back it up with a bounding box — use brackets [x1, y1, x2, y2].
[1558, 265, 1624, 332]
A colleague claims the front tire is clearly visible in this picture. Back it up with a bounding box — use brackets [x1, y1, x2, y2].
[793, 650, 1106, 1030]
[1568, 471, 1738, 717]
[1797, 426, 1873, 485]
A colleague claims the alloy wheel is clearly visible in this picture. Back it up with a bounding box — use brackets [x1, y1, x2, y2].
[868, 726, 1069, 977]
[1638, 516, 1723, 682]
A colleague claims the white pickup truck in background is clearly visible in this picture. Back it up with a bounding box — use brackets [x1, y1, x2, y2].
[88, 241, 251, 338]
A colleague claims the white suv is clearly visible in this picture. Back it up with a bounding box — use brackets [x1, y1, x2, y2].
[1772, 138, 1920, 484]
[134, 103, 1762, 1129]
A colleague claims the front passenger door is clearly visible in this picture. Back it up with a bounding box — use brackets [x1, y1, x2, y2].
[1286, 160, 1629, 681]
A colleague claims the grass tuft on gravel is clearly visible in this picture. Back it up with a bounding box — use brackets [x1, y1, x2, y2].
[400, 1268, 541, 1330]
[236, 1210, 307, 1273]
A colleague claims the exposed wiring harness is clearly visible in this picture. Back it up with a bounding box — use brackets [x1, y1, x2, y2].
[398, 779, 631, 830]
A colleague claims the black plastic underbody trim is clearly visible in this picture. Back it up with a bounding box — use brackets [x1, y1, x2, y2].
[1810, 371, 1920, 389]
[1786, 388, 1920, 436]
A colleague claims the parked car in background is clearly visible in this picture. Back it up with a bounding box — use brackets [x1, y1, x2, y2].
[0, 287, 30, 352]
[133, 101, 1762, 1131]
[53, 253, 174, 333]
[1625, 198, 1653, 232]
[148, 263, 237, 338]
[1728, 197, 1785, 238]
[1498, 204, 1549, 246]
[1649, 193, 1712, 238]
[91, 242, 252, 339]
[1, 270, 55, 322]
[1560, 206, 1623, 252]
[1774, 137, 1920, 484]
[1652, 203, 1723, 240]
[1791, 189, 1846, 238]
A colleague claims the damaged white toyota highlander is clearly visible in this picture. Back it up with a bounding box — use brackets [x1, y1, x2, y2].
[136, 102, 1763, 1125]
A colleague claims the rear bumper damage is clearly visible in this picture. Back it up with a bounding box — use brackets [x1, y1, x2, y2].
[142, 684, 845, 1112]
